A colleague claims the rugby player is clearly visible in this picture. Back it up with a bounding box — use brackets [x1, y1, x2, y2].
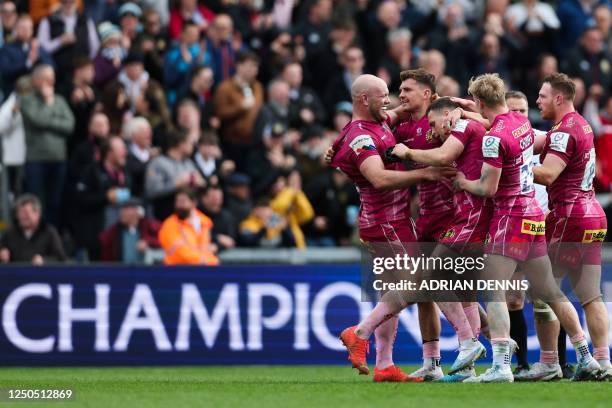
[391, 96, 491, 382]
[330, 74, 453, 381]
[521, 73, 611, 381]
[452, 73, 599, 383]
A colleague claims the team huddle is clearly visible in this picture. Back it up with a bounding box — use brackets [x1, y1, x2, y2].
[326, 69, 610, 383]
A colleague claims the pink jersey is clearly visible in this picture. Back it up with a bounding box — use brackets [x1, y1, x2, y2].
[541, 111, 605, 218]
[330, 120, 411, 229]
[482, 111, 542, 217]
[449, 119, 490, 214]
[395, 114, 454, 215]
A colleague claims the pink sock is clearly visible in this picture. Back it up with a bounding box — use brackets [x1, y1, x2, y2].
[375, 315, 398, 369]
[463, 303, 481, 338]
[569, 332, 585, 343]
[540, 350, 559, 364]
[593, 347, 610, 361]
[355, 301, 398, 339]
[423, 340, 440, 359]
[437, 302, 473, 342]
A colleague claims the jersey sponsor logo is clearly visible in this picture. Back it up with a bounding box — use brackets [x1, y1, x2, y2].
[452, 119, 469, 133]
[583, 124, 593, 134]
[349, 134, 376, 155]
[549, 132, 570, 153]
[512, 121, 531, 138]
[519, 132, 533, 150]
[520, 219, 545, 235]
[582, 229, 607, 243]
[482, 136, 501, 158]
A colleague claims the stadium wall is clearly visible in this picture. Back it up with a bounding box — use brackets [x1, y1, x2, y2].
[1, 265, 611, 366]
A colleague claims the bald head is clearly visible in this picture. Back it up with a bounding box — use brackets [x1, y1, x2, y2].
[351, 74, 390, 123]
[351, 74, 387, 100]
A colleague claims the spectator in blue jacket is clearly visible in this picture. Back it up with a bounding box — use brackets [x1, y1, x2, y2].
[0, 14, 53, 97]
[163, 20, 210, 106]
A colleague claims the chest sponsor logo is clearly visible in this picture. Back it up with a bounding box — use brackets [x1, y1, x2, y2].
[520, 219, 545, 235]
[349, 134, 376, 155]
[583, 124, 593, 134]
[512, 121, 531, 138]
[582, 229, 607, 243]
[549, 132, 570, 153]
[482, 136, 501, 158]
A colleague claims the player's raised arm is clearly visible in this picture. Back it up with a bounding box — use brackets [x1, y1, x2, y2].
[359, 155, 456, 190]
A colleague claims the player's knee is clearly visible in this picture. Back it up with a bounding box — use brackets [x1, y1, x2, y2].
[579, 293, 603, 308]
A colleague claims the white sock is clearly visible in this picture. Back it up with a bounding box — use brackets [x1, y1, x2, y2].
[492, 338, 510, 367]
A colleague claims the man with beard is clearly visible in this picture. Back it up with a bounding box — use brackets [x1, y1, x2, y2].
[331, 74, 454, 382]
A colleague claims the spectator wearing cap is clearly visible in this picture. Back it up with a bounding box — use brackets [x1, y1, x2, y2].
[158, 188, 219, 265]
[99, 198, 161, 263]
[282, 63, 326, 132]
[20, 64, 75, 227]
[37, 0, 99, 86]
[124, 116, 156, 199]
[177, 66, 217, 129]
[164, 21, 210, 106]
[118, 2, 141, 44]
[74, 135, 132, 261]
[168, 0, 215, 40]
[0, 194, 67, 264]
[198, 185, 237, 251]
[193, 130, 235, 187]
[0, 14, 53, 98]
[145, 130, 204, 220]
[118, 52, 149, 112]
[225, 172, 252, 224]
[94, 22, 125, 87]
[214, 51, 264, 169]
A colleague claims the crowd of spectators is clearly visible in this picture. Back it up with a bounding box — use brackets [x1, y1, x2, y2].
[0, 0, 611, 265]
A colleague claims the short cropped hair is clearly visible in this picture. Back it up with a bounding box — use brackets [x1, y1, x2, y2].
[399, 68, 436, 93]
[542, 72, 576, 102]
[468, 73, 506, 107]
[427, 97, 459, 115]
[505, 90, 528, 102]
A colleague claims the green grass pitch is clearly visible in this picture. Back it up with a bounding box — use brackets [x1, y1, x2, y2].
[0, 365, 609, 408]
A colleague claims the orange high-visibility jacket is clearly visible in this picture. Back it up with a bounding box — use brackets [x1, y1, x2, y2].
[158, 210, 219, 265]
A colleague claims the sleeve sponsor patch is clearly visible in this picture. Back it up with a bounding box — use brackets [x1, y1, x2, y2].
[452, 119, 469, 133]
[549, 132, 570, 153]
[349, 134, 376, 155]
[482, 135, 501, 158]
